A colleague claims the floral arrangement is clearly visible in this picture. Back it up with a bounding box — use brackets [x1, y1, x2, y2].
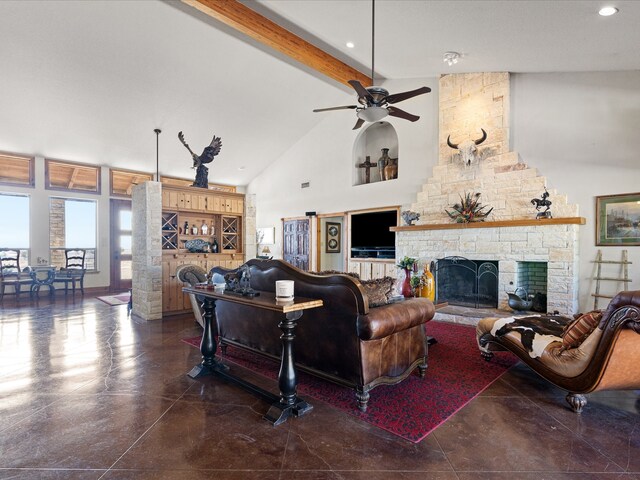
[396, 256, 417, 270]
[445, 192, 493, 223]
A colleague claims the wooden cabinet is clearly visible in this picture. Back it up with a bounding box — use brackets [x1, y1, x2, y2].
[161, 184, 245, 315]
[348, 260, 396, 281]
[162, 253, 244, 313]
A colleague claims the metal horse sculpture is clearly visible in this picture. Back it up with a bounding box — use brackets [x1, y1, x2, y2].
[531, 188, 552, 219]
[178, 131, 222, 188]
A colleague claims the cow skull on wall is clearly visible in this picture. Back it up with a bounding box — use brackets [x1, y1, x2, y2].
[447, 128, 488, 166]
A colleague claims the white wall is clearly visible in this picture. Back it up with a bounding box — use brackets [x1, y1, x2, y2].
[247, 77, 440, 259]
[1, 156, 112, 289]
[512, 71, 640, 310]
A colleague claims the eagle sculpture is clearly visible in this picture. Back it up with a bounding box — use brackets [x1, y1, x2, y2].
[178, 131, 222, 188]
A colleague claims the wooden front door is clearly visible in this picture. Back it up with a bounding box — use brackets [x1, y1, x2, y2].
[283, 219, 310, 271]
[110, 199, 132, 292]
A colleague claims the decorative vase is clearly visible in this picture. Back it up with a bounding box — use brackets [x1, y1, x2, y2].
[384, 158, 398, 181]
[378, 148, 391, 181]
[420, 264, 435, 301]
[401, 268, 412, 298]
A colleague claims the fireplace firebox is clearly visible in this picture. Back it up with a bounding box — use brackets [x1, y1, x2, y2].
[433, 257, 499, 308]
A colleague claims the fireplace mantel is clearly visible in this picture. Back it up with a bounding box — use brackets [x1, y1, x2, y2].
[391, 217, 585, 232]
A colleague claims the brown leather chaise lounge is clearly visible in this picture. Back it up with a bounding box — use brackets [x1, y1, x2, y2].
[477, 290, 640, 413]
[206, 259, 435, 411]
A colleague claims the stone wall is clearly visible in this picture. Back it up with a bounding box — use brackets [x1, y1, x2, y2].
[398, 72, 582, 318]
[131, 181, 162, 320]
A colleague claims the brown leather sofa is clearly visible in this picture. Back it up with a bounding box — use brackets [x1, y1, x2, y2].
[477, 290, 640, 413]
[208, 259, 435, 411]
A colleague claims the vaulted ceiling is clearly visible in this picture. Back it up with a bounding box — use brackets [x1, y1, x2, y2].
[1, 0, 638, 187]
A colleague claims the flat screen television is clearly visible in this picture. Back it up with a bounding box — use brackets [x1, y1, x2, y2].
[350, 210, 396, 258]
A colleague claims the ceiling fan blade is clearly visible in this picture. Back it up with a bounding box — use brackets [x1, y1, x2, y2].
[386, 86, 431, 104]
[313, 105, 358, 112]
[352, 118, 365, 130]
[388, 106, 420, 122]
[348, 80, 373, 102]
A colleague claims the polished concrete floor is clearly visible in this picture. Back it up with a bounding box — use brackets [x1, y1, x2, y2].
[0, 294, 639, 479]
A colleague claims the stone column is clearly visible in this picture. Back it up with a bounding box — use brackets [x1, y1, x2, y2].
[132, 181, 162, 320]
[244, 193, 257, 259]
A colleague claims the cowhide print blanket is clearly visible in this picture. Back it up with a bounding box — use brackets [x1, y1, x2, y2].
[489, 314, 571, 358]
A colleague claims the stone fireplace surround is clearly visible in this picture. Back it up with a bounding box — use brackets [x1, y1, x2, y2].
[393, 72, 583, 325]
[396, 220, 580, 320]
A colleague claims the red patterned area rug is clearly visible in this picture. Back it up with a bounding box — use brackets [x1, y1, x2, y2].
[182, 321, 517, 443]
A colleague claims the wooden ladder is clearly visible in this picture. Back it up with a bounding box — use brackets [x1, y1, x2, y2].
[592, 249, 632, 309]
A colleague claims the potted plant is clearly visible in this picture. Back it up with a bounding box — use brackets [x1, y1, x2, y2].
[410, 274, 423, 297]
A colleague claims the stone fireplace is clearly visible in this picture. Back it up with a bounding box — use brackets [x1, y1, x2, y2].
[394, 73, 583, 323]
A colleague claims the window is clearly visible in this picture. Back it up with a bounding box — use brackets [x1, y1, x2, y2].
[0, 153, 34, 188]
[110, 168, 153, 197]
[45, 159, 101, 194]
[0, 193, 30, 265]
[49, 198, 97, 270]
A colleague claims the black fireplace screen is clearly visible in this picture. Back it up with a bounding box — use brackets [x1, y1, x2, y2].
[433, 257, 499, 308]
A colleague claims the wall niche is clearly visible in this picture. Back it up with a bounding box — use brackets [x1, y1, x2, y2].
[352, 121, 399, 186]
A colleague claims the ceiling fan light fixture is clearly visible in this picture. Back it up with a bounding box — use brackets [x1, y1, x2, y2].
[357, 106, 389, 122]
[443, 51, 461, 66]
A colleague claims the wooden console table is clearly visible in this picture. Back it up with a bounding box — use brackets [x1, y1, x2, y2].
[182, 287, 323, 426]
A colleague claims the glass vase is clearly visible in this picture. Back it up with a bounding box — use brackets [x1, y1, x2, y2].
[420, 264, 435, 301]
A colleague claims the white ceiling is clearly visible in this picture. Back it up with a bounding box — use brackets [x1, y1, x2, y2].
[0, 0, 639, 187]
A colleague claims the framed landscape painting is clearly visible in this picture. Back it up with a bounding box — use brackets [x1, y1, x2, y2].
[596, 192, 640, 246]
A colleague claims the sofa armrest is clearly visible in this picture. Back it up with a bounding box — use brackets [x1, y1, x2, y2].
[357, 298, 435, 341]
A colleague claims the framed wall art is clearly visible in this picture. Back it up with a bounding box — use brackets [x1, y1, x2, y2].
[596, 192, 640, 246]
[325, 222, 341, 253]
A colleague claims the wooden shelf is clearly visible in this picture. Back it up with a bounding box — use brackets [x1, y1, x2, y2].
[390, 217, 586, 232]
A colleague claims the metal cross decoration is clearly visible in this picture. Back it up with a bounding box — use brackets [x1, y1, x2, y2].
[357, 156, 378, 184]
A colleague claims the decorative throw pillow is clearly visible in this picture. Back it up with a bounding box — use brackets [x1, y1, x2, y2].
[560, 310, 603, 351]
[313, 270, 360, 280]
[360, 276, 396, 308]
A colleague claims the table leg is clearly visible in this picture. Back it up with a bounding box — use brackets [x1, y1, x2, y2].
[188, 297, 226, 378]
[264, 310, 313, 425]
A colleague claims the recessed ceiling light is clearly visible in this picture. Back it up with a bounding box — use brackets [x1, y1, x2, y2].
[346, 42, 355, 48]
[599, 6, 619, 16]
[443, 51, 461, 66]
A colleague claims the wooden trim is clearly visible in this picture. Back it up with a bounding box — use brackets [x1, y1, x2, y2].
[162, 182, 245, 199]
[182, 0, 371, 88]
[347, 205, 402, 216]
[390, 217, 587, 232]
[160, 175, 236, 193]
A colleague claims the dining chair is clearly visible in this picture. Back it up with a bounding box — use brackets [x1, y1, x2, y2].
[53, 249, 87, 295]
[0, 249, 33, 300]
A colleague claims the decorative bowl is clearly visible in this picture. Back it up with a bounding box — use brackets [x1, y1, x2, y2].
[184, 238, 209, 253]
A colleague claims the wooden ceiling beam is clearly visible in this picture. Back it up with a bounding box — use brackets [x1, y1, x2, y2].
[68, 167, 80, 189]
[181, 0, 371, 88]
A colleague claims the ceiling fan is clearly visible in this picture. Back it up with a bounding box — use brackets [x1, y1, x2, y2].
[313, 0, 431, 130]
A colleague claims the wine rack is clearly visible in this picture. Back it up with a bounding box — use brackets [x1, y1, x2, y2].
[161, 212, 178, 250]
[222, 216, 239, 251]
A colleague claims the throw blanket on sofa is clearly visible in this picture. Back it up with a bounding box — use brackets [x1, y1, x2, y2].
[490, 314, 570, 358]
